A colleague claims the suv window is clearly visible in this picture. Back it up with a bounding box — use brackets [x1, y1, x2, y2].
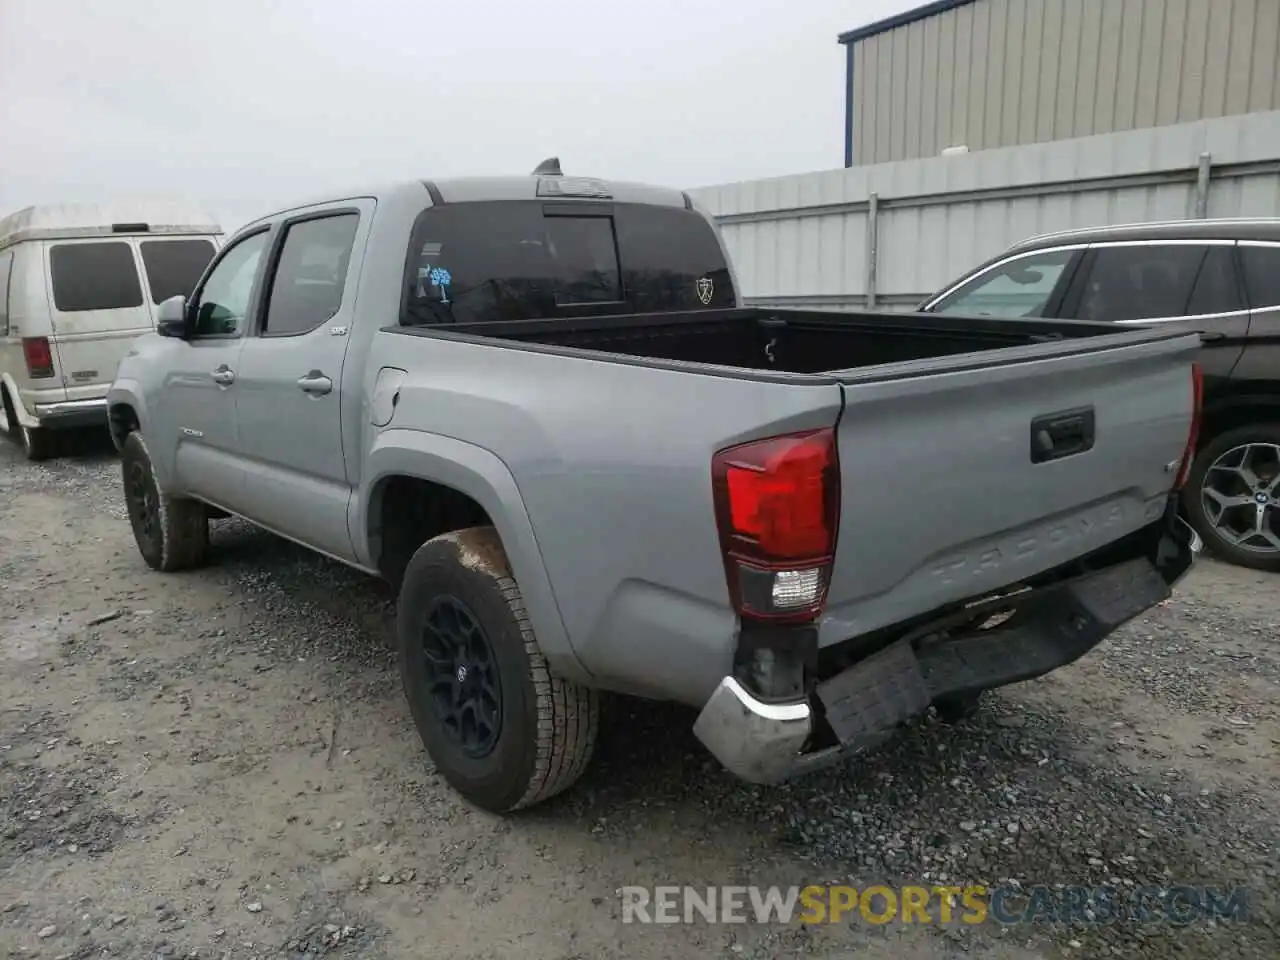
[48, 241, 144, 312]
[929, 249, 1075, 318]
[1240, 244, 1280, 309]
[1185, 245, 1243, 315]
[262, 214, 359, 336]
[193, 230, 270, 337]
[140, 239, 217, 304]
[1074, 244, 1206, 322]
[402, 200, 734, 325]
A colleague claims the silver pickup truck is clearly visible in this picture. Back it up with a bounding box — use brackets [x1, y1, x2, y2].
[107, 163, 1203, 814]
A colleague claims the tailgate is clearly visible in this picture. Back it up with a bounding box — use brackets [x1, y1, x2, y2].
[819, 329, 1201, 646]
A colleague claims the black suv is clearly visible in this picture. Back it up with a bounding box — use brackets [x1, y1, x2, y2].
[922, 218, 1280, 572]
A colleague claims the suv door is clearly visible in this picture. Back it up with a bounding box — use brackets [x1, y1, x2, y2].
[159, 227, 272, 507]
[923, 246, 1083, 318]
[231, 204, 367, 562]
[1057, 240, 1249, 382]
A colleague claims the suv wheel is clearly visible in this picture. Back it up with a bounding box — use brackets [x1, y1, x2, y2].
[1182, 423, 1280, 573]
[397, 526, 599, 813]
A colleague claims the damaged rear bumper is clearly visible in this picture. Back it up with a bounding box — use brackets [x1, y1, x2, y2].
[693, 513, 1201, 785]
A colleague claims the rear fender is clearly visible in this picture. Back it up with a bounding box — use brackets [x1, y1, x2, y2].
[359, 429, 588, 684]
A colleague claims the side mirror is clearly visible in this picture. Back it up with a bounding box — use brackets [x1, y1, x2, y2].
[156, 295, 191, 339]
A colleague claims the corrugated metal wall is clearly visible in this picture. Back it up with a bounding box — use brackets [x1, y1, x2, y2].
[689, 111, 1280, 311]
[849, 0, 1280, 166]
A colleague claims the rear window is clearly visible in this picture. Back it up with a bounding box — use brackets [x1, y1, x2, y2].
[49, 241, 144, 312]
[140, 238, 217, 303]
[401, 200, 734, 326]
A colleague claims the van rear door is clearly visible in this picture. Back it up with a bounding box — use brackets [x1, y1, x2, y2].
[45, 236, 217, 399]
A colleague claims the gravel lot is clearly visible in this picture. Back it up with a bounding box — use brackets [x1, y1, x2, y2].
[2, 430, 1277, 960]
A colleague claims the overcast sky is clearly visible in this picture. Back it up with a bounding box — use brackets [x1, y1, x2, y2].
[0, 0, 917, 232]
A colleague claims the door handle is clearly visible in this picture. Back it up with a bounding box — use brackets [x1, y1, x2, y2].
[296, 371, 333, 396]
[210, 366, 235, 386]
[1030, 406, 1096, 463]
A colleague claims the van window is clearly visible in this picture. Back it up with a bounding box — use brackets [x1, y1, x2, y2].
[49, 241, 144, 312]
[140, 238, 217, 304]
[401, 200, 733, 325]
[0, 251, 12, 335]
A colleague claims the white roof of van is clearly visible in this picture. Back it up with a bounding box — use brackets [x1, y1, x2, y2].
[0, 201, 222, 250]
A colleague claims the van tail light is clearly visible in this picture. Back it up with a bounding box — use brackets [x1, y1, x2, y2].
[711, 427, 840, 623]
[1173, 363, 1204, 491]
[22, 337, 55, 379]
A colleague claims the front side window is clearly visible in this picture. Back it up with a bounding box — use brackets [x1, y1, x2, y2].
[193, 230, 270, 337]
[48, 241, 144, 312]
[140, 238, 217, 304]
[261, 214, 359, 336]
[929, 249, 1075, 318]
[1240, 244, 1280, 309]
[401, 200, 734, 325]
[1074, 245, 1206, 323]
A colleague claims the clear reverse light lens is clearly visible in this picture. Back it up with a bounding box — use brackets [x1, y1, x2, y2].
[771, 568, 823, 609]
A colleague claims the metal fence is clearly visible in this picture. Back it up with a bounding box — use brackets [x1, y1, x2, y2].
[688, 110, 1280, 312]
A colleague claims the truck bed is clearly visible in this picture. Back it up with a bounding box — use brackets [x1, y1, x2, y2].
[378, 303, 1200, 708]
[423, 306, 1119, 375]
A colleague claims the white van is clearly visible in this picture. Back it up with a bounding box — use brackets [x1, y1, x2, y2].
[0, 202, 223, 460]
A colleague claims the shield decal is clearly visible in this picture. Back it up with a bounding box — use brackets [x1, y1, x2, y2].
[696, 276, 714, 305]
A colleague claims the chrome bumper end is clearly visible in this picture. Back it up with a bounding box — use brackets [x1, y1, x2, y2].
[692, 676, 812, 784]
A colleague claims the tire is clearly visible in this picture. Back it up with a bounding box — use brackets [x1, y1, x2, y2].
[119, 431, 210, 572]
[397, 526, 599, 813]
[933, 691, 985, 724]
[1181, 423, 1280, 573]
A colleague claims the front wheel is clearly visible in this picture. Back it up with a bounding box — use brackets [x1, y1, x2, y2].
[1182, 424, 1280, 573]
[119, 432, 210, 571]
[397, 526, 599, 813]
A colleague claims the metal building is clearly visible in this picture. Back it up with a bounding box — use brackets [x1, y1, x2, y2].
[840, 0, 1280, 167]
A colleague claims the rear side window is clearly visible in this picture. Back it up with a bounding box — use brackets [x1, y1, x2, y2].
[48, 241, 144, 312]
[139, 239, 217, 304]
[1074, 245, 1206, 322]
[1185, 245, 1244, 315]
[262, 214, 359, 336]
[1240, 245, 1280, 309]
[402, 200, 734, 325]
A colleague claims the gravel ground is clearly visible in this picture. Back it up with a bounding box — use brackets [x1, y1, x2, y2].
[1, 429, 1277, 960]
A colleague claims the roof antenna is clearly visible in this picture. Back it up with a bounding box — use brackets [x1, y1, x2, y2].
[531, 157, 562, 176]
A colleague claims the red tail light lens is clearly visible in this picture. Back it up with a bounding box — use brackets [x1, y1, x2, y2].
[711, 428, 840, 623]
[22, 337, 55, 379]
[1173, 363, 1203, 491]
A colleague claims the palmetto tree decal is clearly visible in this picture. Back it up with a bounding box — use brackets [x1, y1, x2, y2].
[429, 266, 453, 303]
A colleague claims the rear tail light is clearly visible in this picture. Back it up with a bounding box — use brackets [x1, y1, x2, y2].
[711, 428, 840, 623]
[22, 337, 55, 379]
[1173, 362, 1204, 491]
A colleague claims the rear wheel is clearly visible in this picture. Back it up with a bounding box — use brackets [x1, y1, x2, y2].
[119, 431, 210, 571]
[2, 388, 54, 461]
[397, 526, 599, 813]
[1182, 424, 1280, 573]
